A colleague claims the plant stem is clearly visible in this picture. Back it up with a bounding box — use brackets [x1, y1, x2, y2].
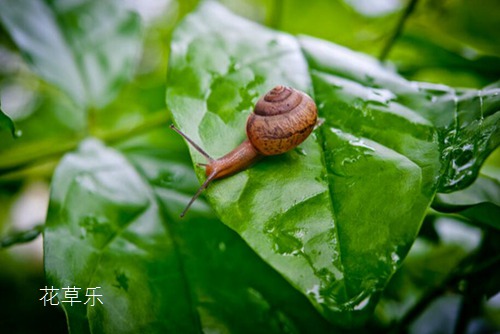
[0, 224, 44, 249]
[0, 111, 168, 179]
[99, 110, 167, 144]
[453, 283, 480, 334]
[0, 139, 81, 176]
[390, 250, 500, 333]
[269, 0, 284, 29]
[379, 0, 419, 62]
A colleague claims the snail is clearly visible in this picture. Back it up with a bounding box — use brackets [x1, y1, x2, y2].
[171, 85, 318, 217]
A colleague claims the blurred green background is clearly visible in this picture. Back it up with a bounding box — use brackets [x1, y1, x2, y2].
[1, 0, 499, 332]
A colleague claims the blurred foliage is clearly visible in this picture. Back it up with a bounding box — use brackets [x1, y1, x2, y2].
[0, 0, 499, 333]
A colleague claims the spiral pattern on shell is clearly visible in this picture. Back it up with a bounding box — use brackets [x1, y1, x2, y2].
[246, 85, 318, 156]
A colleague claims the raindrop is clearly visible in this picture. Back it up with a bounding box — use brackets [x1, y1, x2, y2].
[294, 147, 307, 156]
[454, 144, 474, 166]
[349, 138, 375, 152]
[264, 224, 305, 256]
[354, 295, 371, 311]
[156, 171, 176, 187]
[446, 143, 477, 188]
[114, 271, 129, 292]
[307, 284, 325, 304]
[365, 74, 375, 86]
[230, 61, 241, 72]
[391, 251, 400, 264]
[341, 156, 361, 166]
[218, 241, 226, 252]
[79, 215, 110, 235]
[366, 88, 395, 107]
[478, 90, 484, 122]
[267, 39, 279, 47]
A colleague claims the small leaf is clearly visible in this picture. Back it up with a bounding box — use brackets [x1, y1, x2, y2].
[433, 174, 500, 229]
[437, 84, 500, 192]
[0, 102, 19, 138]
[0, 0, 142, 109]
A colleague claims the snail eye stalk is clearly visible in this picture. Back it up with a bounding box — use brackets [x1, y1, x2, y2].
[169, 86, 317, 218]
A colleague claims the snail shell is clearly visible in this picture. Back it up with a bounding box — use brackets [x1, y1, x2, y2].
[247, 85, 317, 155]
[170, 85, 318, 217]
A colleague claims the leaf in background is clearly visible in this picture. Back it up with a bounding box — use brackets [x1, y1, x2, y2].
[392, 33, 500, 87]
[0, 102, 18, 138]
[166, 2, 500, 326]
[433, 174, 500, 229]
[44, 131, 338, 333]
[0, 0, 141, 109]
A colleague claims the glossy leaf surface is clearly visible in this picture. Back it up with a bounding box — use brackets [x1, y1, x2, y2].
[166, 2, 500, 326]
[0, 0, 141, 109]
[433, 174, 500, 229]
[0, 102, 17, 138]
[44, 131, 337, 333]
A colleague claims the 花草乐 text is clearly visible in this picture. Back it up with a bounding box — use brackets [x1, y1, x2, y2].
[40, 286, 104, 306]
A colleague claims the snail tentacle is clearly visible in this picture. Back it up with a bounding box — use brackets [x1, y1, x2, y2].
[171, 85, 318, 217]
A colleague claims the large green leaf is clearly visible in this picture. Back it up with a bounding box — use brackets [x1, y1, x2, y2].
[0, 0, 141, 109]
[166, 2, 500, 326]
[44, 130, 338, 333]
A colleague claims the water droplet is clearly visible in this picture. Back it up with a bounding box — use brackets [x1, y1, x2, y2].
[294, 147, 307, 156]
[230, 62, 241, 71]
[218, 242, 226, 252]
[314, 175, 326, 183]
[366, 88, 395, 107]
[341, 156, 361, 166]
[226, 55, 242, 72]
[160, 172, 174, 186]
[330, 82, 343, 90]
[14, 129, 22, 138]
[443, 129, 456, 146]
[443, 142, 478, 189]
[353, 295, 371, 311]
[264, 225, 305, 256]
[478, 90, 484, 122]
[453, 144, 475, 167]
[365, 75, 375, 86]
[307, 284, 325, 304]
[114, 271, 129, 292]
[391, 251, 400, 264]
[79, 215, 111, 237]
[349, 138, 375, 152]
[267, 39, 279, 47]
[424, 94, 438, 103]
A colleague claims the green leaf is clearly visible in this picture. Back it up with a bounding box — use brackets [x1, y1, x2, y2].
[44, 131, 338, 333]
[0, 0, 141, 109]
[0, 102, 18, 138]
[393, 33, 500, 87]
[166, 2, 500, 326]
[433, 174, 500, 229]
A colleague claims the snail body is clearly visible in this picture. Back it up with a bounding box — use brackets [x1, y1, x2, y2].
[171, 85, 317, 217]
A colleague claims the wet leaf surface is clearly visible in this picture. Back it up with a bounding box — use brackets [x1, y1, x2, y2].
[44, 131, 337, 333]
[166, 2, 500, 326]
[0, 0, 141, 109]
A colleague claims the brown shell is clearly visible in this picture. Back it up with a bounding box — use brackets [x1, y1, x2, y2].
[246, 85, 317, 156]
